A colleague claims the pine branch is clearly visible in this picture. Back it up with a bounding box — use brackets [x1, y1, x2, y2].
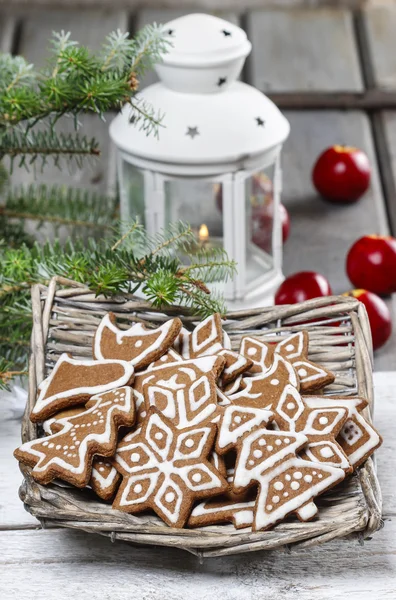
[2, 184, 118, 232]
[0, 129, 100, 167]
[0, 24, 169, 159]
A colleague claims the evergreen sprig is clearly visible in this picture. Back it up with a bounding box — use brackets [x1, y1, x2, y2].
[1, 184, 117, 233]
[0, 222, 236, 389]
[0, 24, 170, 165]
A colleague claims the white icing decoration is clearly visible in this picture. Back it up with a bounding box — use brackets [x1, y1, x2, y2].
[270, 379, 279, 386]
[247, 348, 257, 356]
[217, 405, 272, 450]
[32, 354, 134, 417]
[297, 502, 318, 521]
[291, 481, 300, 490]
[303, 397, 379, 467]
[114, 412, 224, 524]
[274, 481, 284, 491]
[93, 314, 178, 367]
[18, 387, 134, 480]
[320, 447, 334, 458]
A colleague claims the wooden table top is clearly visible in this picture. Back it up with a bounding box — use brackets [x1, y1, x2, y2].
[0, 7, 395, 596]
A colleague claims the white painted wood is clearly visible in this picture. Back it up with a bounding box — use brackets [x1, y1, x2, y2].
[247, 8, 364, 93]
[0, 518, 394, 598]
[0, 399, 38, 529]
[363, 5, 396, 90]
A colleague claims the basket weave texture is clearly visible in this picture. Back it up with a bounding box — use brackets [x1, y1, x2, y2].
[18, 276, 382, 558]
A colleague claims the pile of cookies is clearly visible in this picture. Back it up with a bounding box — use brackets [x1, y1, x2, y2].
[15, 313, 382, 532]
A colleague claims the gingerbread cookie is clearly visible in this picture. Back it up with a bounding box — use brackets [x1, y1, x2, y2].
[222, 427, 345, 531]
[241, 332, 335, 393]
[113, 408, 228, 527]
[134, 356, 225, 426]
[303, 396, 382, 469]
[90, 458, 121, 501]
[174, 314, 252, 385]
[227, 354, 298, 410]
[93, 313, 182, 370]
[44, 411, 121, 501]
[189, 497, 255, 529]
[269, 385, 351, 472]
[216, 405, 273, 454]
[146, 348, 183, 370]
[31, 354, 135, 422]
[15, 387, 135, 487]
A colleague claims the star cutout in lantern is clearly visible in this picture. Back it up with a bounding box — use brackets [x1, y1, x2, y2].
[222, 29, 232, 37]
[217, 77, 227, 87]
[256, 117, 265, 127]
[186, 127, 199, 139]
[167, 29, 174, 36]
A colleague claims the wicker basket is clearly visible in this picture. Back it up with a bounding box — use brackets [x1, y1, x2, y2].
[18, 276, 382, 558]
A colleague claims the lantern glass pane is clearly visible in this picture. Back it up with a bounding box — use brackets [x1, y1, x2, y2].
[245, 166, 275, 285]
[123, 162, 146, 226]
[164, 179, 224, 248]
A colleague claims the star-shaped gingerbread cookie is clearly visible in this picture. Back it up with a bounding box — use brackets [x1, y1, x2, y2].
[113, 408, 228, 527]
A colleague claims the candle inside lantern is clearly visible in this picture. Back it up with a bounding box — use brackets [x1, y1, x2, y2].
[198, 223, 209, 243]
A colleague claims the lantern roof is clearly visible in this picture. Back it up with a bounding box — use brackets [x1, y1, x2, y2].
[159, 13, 251, 68]
[110, 13, 290, 168]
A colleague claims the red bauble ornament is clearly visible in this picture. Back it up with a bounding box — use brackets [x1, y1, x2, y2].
[252, 203, 290, 252]
[275, 271, 332, 305]
[346, 234, 396, 295]
[344, 289, 392, 350]
[312, 145, 371, 203]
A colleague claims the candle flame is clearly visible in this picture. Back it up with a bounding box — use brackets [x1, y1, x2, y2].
[199, 223, 209, 242]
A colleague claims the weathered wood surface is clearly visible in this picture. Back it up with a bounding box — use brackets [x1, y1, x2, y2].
[363, 5, 396, 91]
[0, 371, 394, 598]
[247, 8, 363, 93]
[281, 110, 396, 369]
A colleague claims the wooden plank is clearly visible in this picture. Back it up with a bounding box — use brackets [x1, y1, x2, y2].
[363, 5, 396, 90]
[377, 111, 396, 234]
[2, 371, 393, 529]
[282, 110, 388, 289]
[136, 9, 239, 89]
[0, 395, 38, 529]
[246, 8, 363, 93]
[0, 14, 17, 53]
[12, 9, 128, 194]
[0, 519, 395, 599]
[280, 109, 396, 368]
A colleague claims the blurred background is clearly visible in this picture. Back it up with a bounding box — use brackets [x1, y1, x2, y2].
[1, 0, 396, 366]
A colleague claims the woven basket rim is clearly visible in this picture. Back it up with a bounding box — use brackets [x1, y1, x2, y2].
[17, 276, 383, 557]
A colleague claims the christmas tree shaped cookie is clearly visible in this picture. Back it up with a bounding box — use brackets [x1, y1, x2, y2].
[217, 425, 345, 531]
[15, 387, 135, 487]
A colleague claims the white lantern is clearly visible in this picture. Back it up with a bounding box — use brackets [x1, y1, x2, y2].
[110, 13, 290, 308]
